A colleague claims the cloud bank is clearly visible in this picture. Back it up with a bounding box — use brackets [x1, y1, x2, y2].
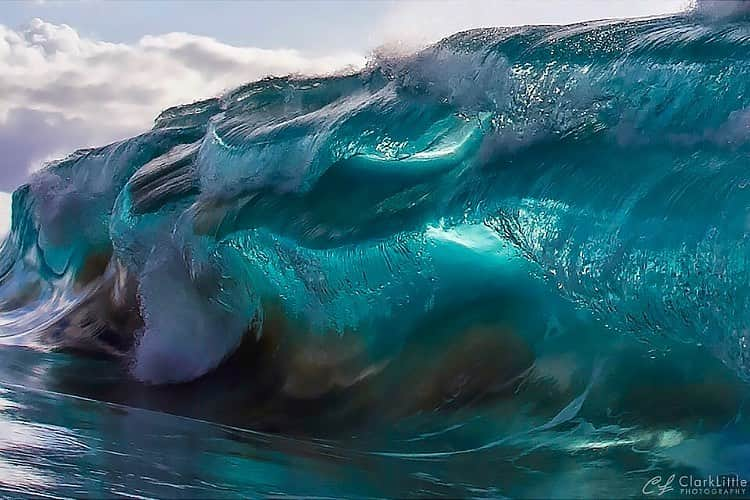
[0, 18, 365, 191]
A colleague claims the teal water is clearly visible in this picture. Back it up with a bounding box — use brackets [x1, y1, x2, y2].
[1, 6, 750, 498]
[0, 324, 747, 498]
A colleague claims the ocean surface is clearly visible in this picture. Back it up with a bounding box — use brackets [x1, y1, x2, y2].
[1, 4, 750, 498]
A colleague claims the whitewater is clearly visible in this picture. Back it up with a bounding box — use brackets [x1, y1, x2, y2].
[0, 3, 749, 497]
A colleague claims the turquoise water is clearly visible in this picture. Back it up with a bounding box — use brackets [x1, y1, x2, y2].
[1, 6, 750, 498]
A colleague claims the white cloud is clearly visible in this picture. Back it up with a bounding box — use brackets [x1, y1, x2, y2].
[0, 18, 366, 190]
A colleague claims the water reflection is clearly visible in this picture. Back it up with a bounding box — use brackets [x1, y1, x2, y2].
[0, 332, 747, 498]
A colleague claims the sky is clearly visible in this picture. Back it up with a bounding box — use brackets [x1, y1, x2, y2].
[0, 0, 694, 234]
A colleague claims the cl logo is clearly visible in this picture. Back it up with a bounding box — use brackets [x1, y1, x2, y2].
[642, 474, 676, 496]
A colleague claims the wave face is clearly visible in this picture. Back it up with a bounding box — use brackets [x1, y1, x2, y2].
[0, 15, 749, 387]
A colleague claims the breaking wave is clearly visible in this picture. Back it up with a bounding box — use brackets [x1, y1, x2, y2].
[0, 7, 748, 404]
